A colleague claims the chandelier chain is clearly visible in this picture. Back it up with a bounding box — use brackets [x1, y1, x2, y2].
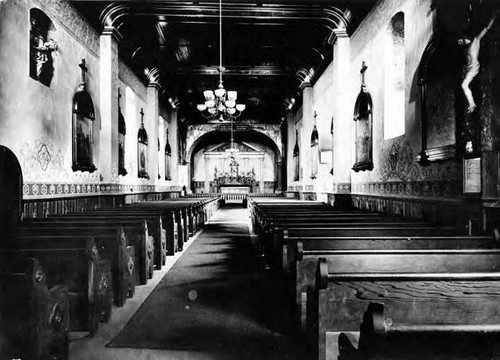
[196, 0, 245, 121]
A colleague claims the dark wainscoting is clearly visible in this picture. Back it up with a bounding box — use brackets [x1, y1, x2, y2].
[350, 193, 482, 227]
[22, 191, 181, 219]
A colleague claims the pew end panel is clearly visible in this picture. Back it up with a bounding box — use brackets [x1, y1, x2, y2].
[311, 260, 500, 360]
[0, 258, 70, 360]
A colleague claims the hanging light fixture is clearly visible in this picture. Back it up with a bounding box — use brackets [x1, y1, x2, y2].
[225, 115, 239, 158]
[197, 0, 245, 122]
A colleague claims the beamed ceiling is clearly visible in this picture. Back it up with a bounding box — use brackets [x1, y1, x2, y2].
[70, 0, 376, 125]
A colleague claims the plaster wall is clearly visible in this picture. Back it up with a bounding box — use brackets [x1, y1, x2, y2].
[347, 0, 463, 203]
[287, 0, 464, 208]
[0, 0, 179, 201]
[0, 0, 102, 192]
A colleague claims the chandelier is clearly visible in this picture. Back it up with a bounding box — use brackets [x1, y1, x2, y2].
[196, 0, 245, 122]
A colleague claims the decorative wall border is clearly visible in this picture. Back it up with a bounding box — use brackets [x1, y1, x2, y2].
[23, 182, 181, 199]
[333, 182, 351, 193]
[352, 180, 462, 199]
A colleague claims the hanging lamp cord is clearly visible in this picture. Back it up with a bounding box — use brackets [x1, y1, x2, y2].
[219, 0, 223, 86]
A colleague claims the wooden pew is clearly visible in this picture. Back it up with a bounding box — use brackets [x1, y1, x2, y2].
[46, 213, 162, 272]
[0, 238, 112, 334]
[280, 225, 469, 270]
[22, 218, 153, 284]
[10, 227, 136, 306]
[337, 302, 500, 359]
[88, 207, 178, 258]
[309, 251, 500, 360]
[0, 258, 69, 360]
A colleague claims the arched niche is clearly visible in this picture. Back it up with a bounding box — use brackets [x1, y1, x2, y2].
[137, 109, 149, 179]
[310, 124, 319, 179]
[416, 36, 461, 164]
[352, 62, 373, 172]
[72, 59, 96, 173]
[118, 89, 127, 176]
[29, 8, 57, 87]
[164, 128, 172, 181]
[293, 129, 300, 181]
[0, 146, 23, 235]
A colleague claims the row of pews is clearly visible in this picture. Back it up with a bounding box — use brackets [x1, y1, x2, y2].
[248, 198, 500, 360]
[0, 196, 222, 360]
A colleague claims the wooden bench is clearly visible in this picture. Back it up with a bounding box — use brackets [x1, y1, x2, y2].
[0, 258, 69, 360]
[337, 301, 500, 359]
[47, 213, 163, 272]
[309, 251, 500, 360]
[89, 207, 178, 257]
[22, 218, 153, 284]
[11, 226, 136, 306]
[280, 226, 469, 270]
[1, 238, 112, 334]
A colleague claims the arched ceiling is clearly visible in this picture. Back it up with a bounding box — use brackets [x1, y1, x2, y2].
[71, 0, 376, 125]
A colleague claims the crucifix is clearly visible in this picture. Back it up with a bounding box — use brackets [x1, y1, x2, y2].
[360, 61, 367, 90]
[140, 108, 145, 125]
[79, 59, 88, 85]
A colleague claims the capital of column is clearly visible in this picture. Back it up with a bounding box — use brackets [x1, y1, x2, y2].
[328, 28, 349, 45]
[102, 26, 123, 43]
[148, 82, 162, 91]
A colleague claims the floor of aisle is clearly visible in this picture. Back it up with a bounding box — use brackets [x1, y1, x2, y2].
[70, 205, 311, 360]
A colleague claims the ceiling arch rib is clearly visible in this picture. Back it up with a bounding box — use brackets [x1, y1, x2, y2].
[99, 2, 352, 43]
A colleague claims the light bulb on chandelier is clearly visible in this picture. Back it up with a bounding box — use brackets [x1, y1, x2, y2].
[196, 0, 245, 122]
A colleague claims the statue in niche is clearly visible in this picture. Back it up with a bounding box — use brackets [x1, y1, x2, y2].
[72, 59, 96, 173]
[30, 15, 57, 86]
[458, 11, 497, 113]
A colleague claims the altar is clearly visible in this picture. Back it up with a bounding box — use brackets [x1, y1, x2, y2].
[213, 156, 259, 193]
[220, 186, 251, 194]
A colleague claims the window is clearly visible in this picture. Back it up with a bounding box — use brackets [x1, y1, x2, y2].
[384, 12, 405, 139]
[30, 8, 57, 87]
[137, 108, 149, 179]
[118, 88, 127, 176]
[72, 59, 96, 173]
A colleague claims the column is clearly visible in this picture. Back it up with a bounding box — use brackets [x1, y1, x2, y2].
[204, 155, 210, 193]
[146, 83, 160, 183]
[301, 85, 314, 194]
[170, 108, 179, 187]
[99, 26, 121, 182]
[276, 160, 283, 193]
[259, 157, 264, 192]
[331, 29, 353, 206]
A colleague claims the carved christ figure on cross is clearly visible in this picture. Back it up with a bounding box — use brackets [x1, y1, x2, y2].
[458, 12, 497, 113]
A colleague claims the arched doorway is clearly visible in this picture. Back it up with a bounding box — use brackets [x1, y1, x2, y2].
[0, 146, 23, 234]
[188, 130, 284, 194]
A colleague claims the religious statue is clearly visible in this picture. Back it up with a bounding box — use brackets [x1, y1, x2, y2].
[458, 12, 497, 113]
[30, 18, 57, 85]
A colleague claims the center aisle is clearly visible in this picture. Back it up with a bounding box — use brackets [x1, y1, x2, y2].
[108, 205, 311, 359]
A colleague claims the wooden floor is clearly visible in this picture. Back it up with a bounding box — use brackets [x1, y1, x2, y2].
[70, 205, 310, 360]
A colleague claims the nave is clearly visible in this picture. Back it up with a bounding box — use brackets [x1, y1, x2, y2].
[70, 204, 311, 360]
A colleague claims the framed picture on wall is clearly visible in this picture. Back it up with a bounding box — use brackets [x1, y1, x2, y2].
[463, 157, 481, 194]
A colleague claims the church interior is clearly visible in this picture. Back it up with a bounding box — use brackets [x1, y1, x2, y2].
[2, 0, 500, 359]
